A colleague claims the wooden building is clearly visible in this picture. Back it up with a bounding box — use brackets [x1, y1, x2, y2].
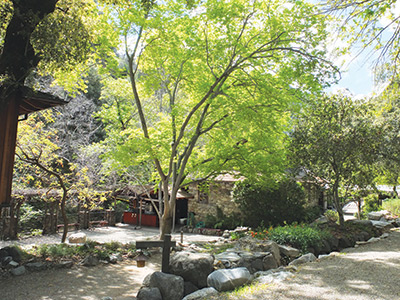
[0, 87, 66, 239]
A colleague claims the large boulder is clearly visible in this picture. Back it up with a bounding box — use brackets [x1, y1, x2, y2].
[1, 246, 22, 263]
[235, 237, 281, 266]
[215, 251, 241, 269]
[288, 253, 317, 266]
[207, 267, 251, 292]
[237, 252, 265, 274]
[137, 287, 162, 300]
[262, 253, 278, 270]
[367, 210, 389, 221]
[143, 272, 184, 300]
[170, 251, 214, 288]
[278, 245, 300, 259]
[68, 233, 87, 244]
[182, 287, 218, 300]
[371, 220, 394, 231]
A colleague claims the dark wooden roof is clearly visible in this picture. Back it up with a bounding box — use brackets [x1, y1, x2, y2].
[19, 87, 67, 116]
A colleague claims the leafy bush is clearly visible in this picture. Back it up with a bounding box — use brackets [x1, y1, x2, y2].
[363, 194, 382, 214]
[383, 198, 400, 216]
[267, 224, 332, 253]
[303, 206, 322, 223]
[204, 206, 242, 230]
[324, 209, 339, 223]
[233, 179, 306, 228]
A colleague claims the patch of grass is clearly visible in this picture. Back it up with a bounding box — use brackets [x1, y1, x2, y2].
[27, 240, 136, 262]
[199, 242, 235, 255]
[267, 223, 332, 253]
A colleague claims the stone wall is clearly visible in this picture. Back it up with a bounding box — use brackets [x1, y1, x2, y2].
[187, 181, 241, 222]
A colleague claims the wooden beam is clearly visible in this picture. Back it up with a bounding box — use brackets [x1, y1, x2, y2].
[136, 234, 176, 273]
[0, 95, 19, 206]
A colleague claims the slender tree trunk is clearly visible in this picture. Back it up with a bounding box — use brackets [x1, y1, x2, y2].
[333, 181, 344, 227]
[60, 188, 68, 243]
[160, 179, 173, 240]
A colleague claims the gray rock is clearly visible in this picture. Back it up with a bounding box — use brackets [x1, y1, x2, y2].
[143, 272, 184, 300]
[215, 251, 241, 268]
[109, 255, 118, 264]
[68, 232, 87, 244]
[262, 253, 278, 270]
[367, 237, 380, 243]
[101, 297, 113, 300]
[289, 253, 317, 266]
[1, 256, 13, 267]
[261, 240, 281, 266]
[6, 260, 19, 269]
[368, 210, 389, 221]
[0, 248, 8, 260]
[381, 233, 389, 239]
[184, 281, 199, 297]
[11, 266, 26, 276]
[56, 261, 74, 268]
[170, 251, 214, 288]
[82, 255, 99, 267]
[235, 237, 280, 265]
[339, 236, 355, 249]
[182, 287, 218, 300]
[207, 267, 251, 292]
[371, 220, 394, 230]
[278, 245, 300, 258]
[26, 262, 46, 271]
[3, 246, 22, 262]
[137, 287, 162, 300]
[313, 216, 329, 225]
[346, 219, 373, 226]
[237, 253, 263, 274]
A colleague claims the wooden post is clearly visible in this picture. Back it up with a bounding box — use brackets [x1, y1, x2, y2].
[135, 234, 176, 273]
[0, 95, 19, 240]
[162, 234, 172, 273]
[0, 95, 19, 207]
[139, 198, 142, 227]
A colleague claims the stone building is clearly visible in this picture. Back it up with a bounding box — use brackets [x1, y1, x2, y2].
[187, 173, 244, 222]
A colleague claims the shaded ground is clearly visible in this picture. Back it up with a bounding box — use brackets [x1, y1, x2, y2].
[0, 224, 222, 300]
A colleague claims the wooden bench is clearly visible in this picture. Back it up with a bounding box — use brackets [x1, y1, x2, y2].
[57, 223, 80, 232]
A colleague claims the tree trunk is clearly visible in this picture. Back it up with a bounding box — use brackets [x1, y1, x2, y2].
[159, 180, 174, 240]
[60, 189, 68, 243]
[333, 181, 345, 227]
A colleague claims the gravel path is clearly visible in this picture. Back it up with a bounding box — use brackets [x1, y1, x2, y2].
[212, 228, 400, 300]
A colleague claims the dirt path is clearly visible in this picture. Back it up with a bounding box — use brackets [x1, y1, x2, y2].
[0, 257, 160, 300]
[0, 225, 223, 300]
[212, 228, 400, 300]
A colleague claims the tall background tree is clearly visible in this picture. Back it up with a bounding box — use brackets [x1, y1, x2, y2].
[290, 93, 381, 226]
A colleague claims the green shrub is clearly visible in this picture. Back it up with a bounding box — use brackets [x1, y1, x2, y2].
[363, 194, 382, 214]
[267, 224, 332, 253]
[383, 198, 400, 216]
[233, 179, 306, 228]
[303, 206, 322, 223]
[204, 206, 242, 230]
[324, 209, 339, 223]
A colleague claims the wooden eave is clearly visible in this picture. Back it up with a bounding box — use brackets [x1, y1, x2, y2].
[18, 87, 67, 116]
